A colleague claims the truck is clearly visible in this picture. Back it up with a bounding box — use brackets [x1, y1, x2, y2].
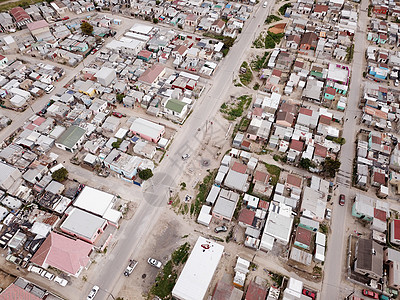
[124, 259, 138, 276]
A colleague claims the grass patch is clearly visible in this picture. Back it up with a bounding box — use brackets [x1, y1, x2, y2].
[278, 3, 292, 15]
[149, 243, 191, 299]
[264, 163, 281, 186]
[220, 94, 252, 121]
[193, 170, 218, 216]
[238, 117, 250, 131]
[346, 44, 354, 63]
[238, 61, 253, 86]
[320, 223, 328, 234]
[0, 0, 44, 12]
[171, 242, 190, 265]
[253, 32, 283, 49]
[265, 15, 282, 24]
[250, 52, 270, 71]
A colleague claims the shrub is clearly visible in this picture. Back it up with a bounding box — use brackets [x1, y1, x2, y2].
[138, 169, 153, 180]
[52, 167, 68, 182]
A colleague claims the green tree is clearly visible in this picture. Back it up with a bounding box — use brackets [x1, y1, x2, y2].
[322, 158, 341, 178]
[111, 138, 122, 149]
[116, 93, 125, 103]
[299, 158, 314, 171]
[52, 167, 68, 182]
[153, 18, 159, 24]
[223, 37, 235, 48]
[155, 0, 161, 4]
[138, 169, 153, 180]
[81, 22, 93, 35]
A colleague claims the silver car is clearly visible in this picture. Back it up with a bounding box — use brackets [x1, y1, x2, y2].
[147, 258, 162, 268]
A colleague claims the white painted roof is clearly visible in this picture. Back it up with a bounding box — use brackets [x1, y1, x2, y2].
[172, 236, 224, 300]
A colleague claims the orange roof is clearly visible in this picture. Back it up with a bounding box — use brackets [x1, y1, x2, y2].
[287, 173, 302, 188]
[138, 64, 165, 84]
[232, 162, 247, 174]
[364, 106, 388, 120]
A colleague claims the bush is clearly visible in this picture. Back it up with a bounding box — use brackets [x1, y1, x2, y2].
[153, 17, 159, 24]
[116, 93, 125, 103]
[253, 83, 260, 90]
[52, 167, 68, 182]
[278, 3, 292, 15]
[138, 169, 153, 180]
[111, 139, 122, 149]
[81, 22, 93, 35]
[265, 15, 282, 24]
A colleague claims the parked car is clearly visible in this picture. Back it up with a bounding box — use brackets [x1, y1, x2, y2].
[147, 258, 162, 268]
[41, 271, 55, 281]
[124, 259, 138, 276]
[182, 154, 190, 160]
[325, 208, 332, 220]
[379, 295, 390, 300]
[302, 288, 316, 300]
[62, 16, 69, 20]
[339, 194, 345, 206]
[54, 276, 68, 287]
[28, 265, 43, 275]
[87, 285, 99, 300]
[45, 84, 55, 94]
[362, 289, 379, 299]
[112, 112, 125, 118]
[214, 226, 228, 233]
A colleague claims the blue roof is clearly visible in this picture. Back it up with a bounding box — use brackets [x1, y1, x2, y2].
[226, 4, 231, 8]
[131, 136, 139, 143]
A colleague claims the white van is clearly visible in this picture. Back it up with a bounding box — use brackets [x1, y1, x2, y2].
[263, 1, 268, 7]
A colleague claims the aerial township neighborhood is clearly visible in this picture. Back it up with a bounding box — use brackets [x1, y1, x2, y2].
[0, 0, 398, 299]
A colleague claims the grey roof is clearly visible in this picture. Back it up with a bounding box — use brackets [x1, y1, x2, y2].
[356, 238, 383, 277]
[224, 169, 249, 192]
[213, 189, 239, 220]
[61, 208, 107, 241]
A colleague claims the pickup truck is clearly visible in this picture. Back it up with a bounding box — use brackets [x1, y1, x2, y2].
[124, 259, 138, 277]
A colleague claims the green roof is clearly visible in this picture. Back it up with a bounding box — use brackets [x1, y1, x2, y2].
[56, 126, 86, 149]
[165, 98, 186, 113]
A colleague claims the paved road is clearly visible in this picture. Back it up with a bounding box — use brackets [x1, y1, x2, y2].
[321, 0, 368, 299]
[88, 3, 275, 300]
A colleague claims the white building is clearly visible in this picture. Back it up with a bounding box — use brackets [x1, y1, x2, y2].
[95, 67, 116, 87]
[172, 236, 224, 300]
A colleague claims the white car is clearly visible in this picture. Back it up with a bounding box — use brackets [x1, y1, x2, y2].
[28, 265, 43, 275]
[87, 286, 99, 300]
[182, 154, 190, 160]
[147, 258, 162, 268]
[325, 208, 332, 220]
[54, 276, 68, 287]
[263, 1, 268, 7]
[41, 271, 55, 281]
[45, 84, 55, 94]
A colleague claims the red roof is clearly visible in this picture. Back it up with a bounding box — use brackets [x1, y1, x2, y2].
[138, 64, 165, 84]
[299, 107, 312, 116]
[393, 219, 400, 240]
[27, 20, 49, 32]
[137, 49, 152, 59]
[238, 209, 255, 226]
[0, 284, 41, 300]
[295, 227, 312, 246]
[319, 115, 331, 125]
[373, 172, 386, 185]
[10, 7, 31, 23]
[374, 208, 386, 222]
[232, 162, 247, 174]
[290, 139, 304, 152]
[254, 170, 268, 183]
[252, 107, 263, 117]
[314, 143, 327, 158]
[325, 87, 336, 95]
[241, 140, 251, 149]
[286, 173, 302, 188]
[31, 232, 92, 276]
[245, 280, 268, 300]
[272, 69, 282, 77]
[32, 116, 46, 126]
[258, 200, 269, 210]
